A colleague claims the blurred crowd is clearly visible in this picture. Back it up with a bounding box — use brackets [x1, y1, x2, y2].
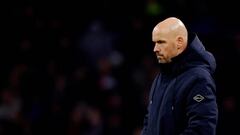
[0, 0, 239, 135]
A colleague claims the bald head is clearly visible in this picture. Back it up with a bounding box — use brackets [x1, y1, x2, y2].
[152, 17, 188, 63]
[153, 17, 188, 43]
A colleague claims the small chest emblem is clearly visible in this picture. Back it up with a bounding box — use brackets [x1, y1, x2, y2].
[193, 94, 205, 102]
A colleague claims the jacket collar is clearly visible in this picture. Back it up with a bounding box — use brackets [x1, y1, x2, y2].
[158, 33, 216, 76]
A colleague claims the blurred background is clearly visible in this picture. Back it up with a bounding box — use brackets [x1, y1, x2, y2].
[0, 0, 239, 135]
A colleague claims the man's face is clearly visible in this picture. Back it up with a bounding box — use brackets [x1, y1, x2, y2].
[152, 29, 178, 63]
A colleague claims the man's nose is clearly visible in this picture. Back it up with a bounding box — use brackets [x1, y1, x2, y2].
[153, 45, 158, 52]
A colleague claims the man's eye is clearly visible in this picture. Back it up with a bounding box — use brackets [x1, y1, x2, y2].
[157, 40, 166, 44]
[157, 41, 163, 44]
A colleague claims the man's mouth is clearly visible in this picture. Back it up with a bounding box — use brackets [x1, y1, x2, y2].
[157, 55, 163, 59]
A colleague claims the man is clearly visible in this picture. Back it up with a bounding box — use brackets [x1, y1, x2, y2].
[140, 17, 218, 135]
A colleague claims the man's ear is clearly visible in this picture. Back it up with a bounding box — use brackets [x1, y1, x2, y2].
[176, 36, 184, 49]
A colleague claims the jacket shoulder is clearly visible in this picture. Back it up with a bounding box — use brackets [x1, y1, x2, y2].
[183, 67, 216, 91]
[184, 67, 212, 80]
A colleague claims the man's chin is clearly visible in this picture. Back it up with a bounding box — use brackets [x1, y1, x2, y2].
[158, 60, 166, 64]
[158, 59, 171, 64]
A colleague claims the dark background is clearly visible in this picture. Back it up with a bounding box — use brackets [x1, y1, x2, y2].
[0, 0, 239, 135]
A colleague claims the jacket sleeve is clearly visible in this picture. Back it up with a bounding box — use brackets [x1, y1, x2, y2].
[180, 75, 218, 135]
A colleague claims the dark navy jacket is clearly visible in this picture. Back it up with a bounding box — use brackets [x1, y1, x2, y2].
[141, 33, 218, 135]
